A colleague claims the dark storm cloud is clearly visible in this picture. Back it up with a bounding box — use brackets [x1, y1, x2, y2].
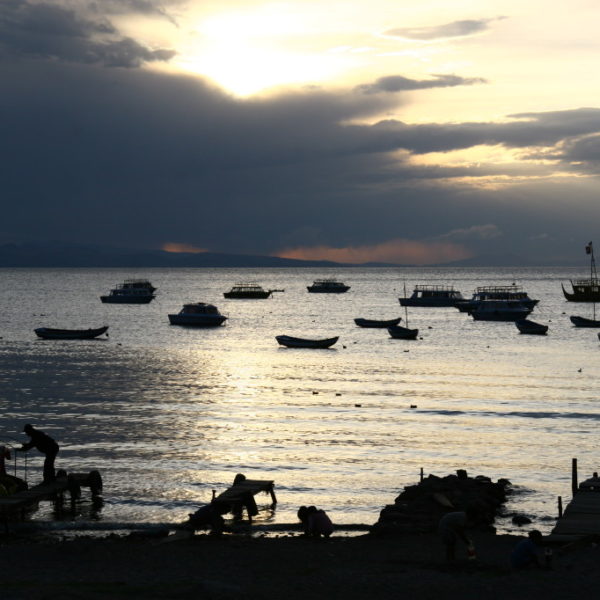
[0, 0, 175, 67]
[1, 44, 600, 260]
[356, 73, 486, 94]
[384, 18, 504, 41]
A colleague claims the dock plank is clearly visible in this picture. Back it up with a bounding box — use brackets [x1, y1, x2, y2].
[552, 491, 600, 537]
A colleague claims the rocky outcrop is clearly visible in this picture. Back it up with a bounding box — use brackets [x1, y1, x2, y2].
[371, 470, 511, 536]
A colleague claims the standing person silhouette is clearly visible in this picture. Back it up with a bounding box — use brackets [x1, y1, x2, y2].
[18, 424, 59, 483]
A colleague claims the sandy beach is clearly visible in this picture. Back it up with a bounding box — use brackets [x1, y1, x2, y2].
[2, 529, 599, 599]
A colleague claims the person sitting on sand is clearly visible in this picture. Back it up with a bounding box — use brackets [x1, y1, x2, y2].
[297, 505, 334, 538]
[510, 530, 543, 569]
[17, 424, 59, 483]
[438, 507, 477, 561]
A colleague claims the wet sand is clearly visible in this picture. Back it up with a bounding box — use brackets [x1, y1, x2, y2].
[2, 530, 599, 599]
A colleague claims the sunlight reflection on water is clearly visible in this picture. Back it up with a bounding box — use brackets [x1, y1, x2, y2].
[1, 267, 599, 534]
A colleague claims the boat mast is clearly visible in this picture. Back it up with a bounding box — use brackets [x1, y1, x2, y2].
[591, 242, 597, 282]
[403, 282, 409, 327]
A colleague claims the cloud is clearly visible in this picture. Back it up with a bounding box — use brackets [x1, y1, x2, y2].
[0, 1, 175, 67]
[162, 243, 208, 253]
[437, 224, 503, 241]
[276, 239, 472, 265]
[357, 73, 486, 94]
[384, 17, 505, 41]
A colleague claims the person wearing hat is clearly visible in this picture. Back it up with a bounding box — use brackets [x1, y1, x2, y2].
[17, 424, 59, 483]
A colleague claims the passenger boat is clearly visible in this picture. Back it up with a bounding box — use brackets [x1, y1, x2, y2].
[168, 303, 227, 327]
[455, 285, 539, 313]
[101, 279, 156, 304]
[515, 319, 548, 335]
[470, 300, 532, 321]
[387, 324, 419, 340]
[354, 317, 402, 328]
[399, 285, 463, 307]
[307, 279, 350, 293]
[223, 283, 272, 299]
[34, 326, 109, 340]
[275, 335, 339, 348]
[562, 242, 600, 302]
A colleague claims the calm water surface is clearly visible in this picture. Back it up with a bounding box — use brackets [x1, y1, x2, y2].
[1, 267, 599, 533]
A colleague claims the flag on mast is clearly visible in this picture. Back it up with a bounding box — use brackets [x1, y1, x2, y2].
[586, 242, 593, 255]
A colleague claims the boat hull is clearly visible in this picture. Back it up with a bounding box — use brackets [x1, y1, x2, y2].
[387, 325, 419, 339]
[223, 291, 272, 299]
[471, 309, 531, 321]
[399, 298, 460, 307]
[307, 287, 350, 293]
[168, 314, 227, 326]
[275, 335, 338, 348]
[34, 326, 109, 340]
[354, 317, 401, 328]
[562, 283, 600, 302]
[515, 319, 548, 334]
[100, 295, 154, 304]
[569, 315, 600, 328]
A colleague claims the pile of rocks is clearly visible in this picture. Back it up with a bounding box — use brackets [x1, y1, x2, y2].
[371, 469, 511, 536]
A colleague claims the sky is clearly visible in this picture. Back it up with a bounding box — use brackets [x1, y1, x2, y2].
[2, 0, 600, 265]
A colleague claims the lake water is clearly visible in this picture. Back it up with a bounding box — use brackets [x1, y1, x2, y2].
[1, 266, 599, 534]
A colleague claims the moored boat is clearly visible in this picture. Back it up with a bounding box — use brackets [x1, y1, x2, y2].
[275, 335, 339, 348]
[224, 283, 272, 299]
[387, 324, 419, 340]
[562, 242, 600, 302]
[307, 279, 350, 293]
[515, 319, 548, 335]
[354, 317, 402, 328]
[34, 326, 109, 340]
[470, 300, 532, 321]
[101, 279, 156, 304]
[168, 303, 227, 327]
[399, 285, 463, 307]
[456, 285, 538, 313]
[569, 315, 600, 328]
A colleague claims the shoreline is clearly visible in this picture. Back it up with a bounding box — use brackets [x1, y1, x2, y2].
[2, 529, 600, 599]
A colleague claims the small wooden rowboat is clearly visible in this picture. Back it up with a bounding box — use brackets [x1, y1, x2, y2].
[34, 326, 109, 340]
[387, 324, 419, 340]
[515, 319, 548, 335]
[569, 315, 600, 328]
[354, 317, 401, 328]
[275, 335, 338, 349]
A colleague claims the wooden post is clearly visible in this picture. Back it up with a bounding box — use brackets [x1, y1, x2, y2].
[572, 458, 578, 496]
[420, 467, 424, 482]
[558, 496, 563, 518]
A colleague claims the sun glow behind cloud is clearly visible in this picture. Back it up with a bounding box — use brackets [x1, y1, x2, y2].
[174, 7, 353, 96]
[276, 238, 472, 265]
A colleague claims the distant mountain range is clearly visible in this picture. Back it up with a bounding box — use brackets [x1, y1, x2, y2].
[0, 242, 582, 268]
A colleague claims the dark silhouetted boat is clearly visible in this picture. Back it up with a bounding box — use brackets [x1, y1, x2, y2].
[168, 303, 227, 327]
[515, 319, 548, 335]
[307, 279, 350, 293]
[275, 335, 339, 348]
[101, 279, 155, 304]
[399, 285, 463, 307]
[354, 317, 402, 328]
[387, 324, 419, 340]
[224, 283, 272, 299]
[470, 300, 532, 321]
[34, 326, 109, 340]
[570, 315, 600, 328]
[456, 285, 538, 313]
[562, 242, 600, 302]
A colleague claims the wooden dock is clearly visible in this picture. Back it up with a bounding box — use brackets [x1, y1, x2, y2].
[0, 470, 102, 522]
[212, 475, 277, 520]
[551, 465, 600, 539]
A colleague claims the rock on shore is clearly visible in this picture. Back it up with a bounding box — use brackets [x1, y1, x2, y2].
[372, 470, 511, 535]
